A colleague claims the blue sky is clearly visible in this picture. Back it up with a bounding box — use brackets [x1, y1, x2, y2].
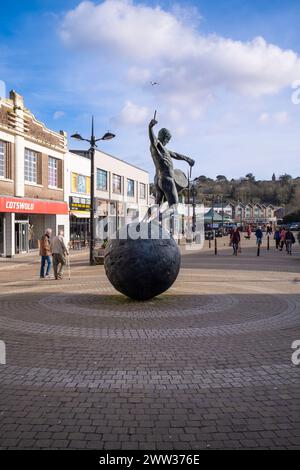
[1, 0, 300, 180]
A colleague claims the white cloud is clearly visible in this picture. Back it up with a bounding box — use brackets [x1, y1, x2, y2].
[117, 100, 149, 126]
[127, 66, 151, 84]
[58, 1, 300, 178]
[274, 111, 289, 124]
[0, 80, 6, 98]
[258, 112, 270, 123]
[53, 110, 65, 120]
[61, 0, 300, 100]
[258, 111, 289, 125]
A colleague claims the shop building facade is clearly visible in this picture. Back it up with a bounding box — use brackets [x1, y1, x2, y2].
[67, 150, 150, 244]
[0, 90, 68, 257]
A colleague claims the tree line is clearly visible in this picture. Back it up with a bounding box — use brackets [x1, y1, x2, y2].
[190, 173, 300, 214]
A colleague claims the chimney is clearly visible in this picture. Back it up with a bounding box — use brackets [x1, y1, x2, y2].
[9, 90, 24, 110]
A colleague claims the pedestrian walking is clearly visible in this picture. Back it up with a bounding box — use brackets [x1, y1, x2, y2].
[28, 223, 34, 250]
[255, 226, 263, 246]
[50, 230, 69, 280]
[230, 227, 241, 256]
[279, 228, 286, 251]
[39, 228, 52, 279]
[267, 225, 272, 236]
[274, 228, 281, 250]
[285, 230, 295, 255]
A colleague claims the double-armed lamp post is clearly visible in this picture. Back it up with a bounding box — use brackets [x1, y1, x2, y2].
[71, 117, 115, 266]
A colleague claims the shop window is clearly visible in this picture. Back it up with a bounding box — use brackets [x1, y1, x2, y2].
[97, 169, 108, 191]
[25, 148, 39, 184]
[127, 179, 135, 197]
[48, 156, 58, 187]
[112, 174, 122, 194]
[97, 200, 109, 216]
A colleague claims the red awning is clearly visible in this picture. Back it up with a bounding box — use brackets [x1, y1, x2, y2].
[0, 197, 68, 215]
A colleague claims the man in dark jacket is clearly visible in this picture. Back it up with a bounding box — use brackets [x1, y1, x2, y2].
[39, 228, 52, 279]
[285, 230, 295, 255]
[255, 227, 263, 245]
[274, 228, 281, 250]
[230, 227, 241, 256]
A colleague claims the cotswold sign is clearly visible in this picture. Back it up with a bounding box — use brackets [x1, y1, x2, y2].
[5, 200, 34, 211]
[0, 197, 68, 215]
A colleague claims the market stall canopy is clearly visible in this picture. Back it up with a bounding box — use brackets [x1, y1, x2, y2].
[204, 209, 223, 222]
[204, 209, 232, 223]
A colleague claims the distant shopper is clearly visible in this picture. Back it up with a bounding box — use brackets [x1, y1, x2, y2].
[255, 226, 263, 245]
[274, 228, 281, 250]
[50, 230, 69, 280]
[28, 223, 34, 249]
[285, 230, 295, 255]
[279, 228, 286, 251]
[39, 228, 52, 279]
[230, 227, 241, 256]
[267, 225, 272, 235]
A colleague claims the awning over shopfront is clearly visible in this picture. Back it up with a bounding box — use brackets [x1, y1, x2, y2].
[70, 211, 90, 218]
[0, 196, 68, 215]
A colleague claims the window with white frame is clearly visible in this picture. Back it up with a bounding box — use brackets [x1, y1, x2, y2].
[24, 148, 38, 183]
[140, 182, 146, 199]
[112, 174, 122, 194]
[127, 178, 135, 197]
[97, 169, 108, 191]
[0, 141, 5, 178]
[48, 157, 58, 187]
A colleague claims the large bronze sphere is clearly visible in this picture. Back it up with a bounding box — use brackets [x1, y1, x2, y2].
[104, 222, 181, 301]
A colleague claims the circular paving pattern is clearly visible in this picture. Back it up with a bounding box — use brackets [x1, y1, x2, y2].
[38, 291, 239, 318]
[0, 282, 299, 338]
[1, 249, 300, 450]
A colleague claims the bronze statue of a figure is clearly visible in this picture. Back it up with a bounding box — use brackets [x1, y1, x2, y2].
[149, 117, 195, 207]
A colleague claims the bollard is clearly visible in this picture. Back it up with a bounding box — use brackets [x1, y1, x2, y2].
[257, 240, 261, 256]
[267, 235, 270, 251]
[209, 238, 211, 249]
[215, 236, 217, 255]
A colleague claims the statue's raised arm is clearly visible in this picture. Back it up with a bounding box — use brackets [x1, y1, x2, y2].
[148, 118, 158, 146]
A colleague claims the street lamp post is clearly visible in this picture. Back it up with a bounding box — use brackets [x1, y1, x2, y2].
[211, 194, 215, 231]
[186, 166, 193, 241]
[71, 118, 115, 266]
[220, 195, 224, 232]
[191, 180, 196, 234]
[210, 194, 215, 249]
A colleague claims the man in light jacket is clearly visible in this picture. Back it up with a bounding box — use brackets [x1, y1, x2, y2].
[50, 230, 69, 280]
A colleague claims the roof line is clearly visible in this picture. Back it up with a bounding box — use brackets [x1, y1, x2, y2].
[69, 149, 149, 174]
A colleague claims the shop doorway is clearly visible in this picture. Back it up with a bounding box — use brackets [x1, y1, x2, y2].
[15, 221, 29, 254]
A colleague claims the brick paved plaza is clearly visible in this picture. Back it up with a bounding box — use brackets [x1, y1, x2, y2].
[0, 237, 299, 450]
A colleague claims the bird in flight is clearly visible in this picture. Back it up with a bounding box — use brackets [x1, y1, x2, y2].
[150, 81, 159, 86]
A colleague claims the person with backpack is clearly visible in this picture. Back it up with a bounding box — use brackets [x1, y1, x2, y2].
[39, 228, 52, 279]
[285, 229, 295, 255]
